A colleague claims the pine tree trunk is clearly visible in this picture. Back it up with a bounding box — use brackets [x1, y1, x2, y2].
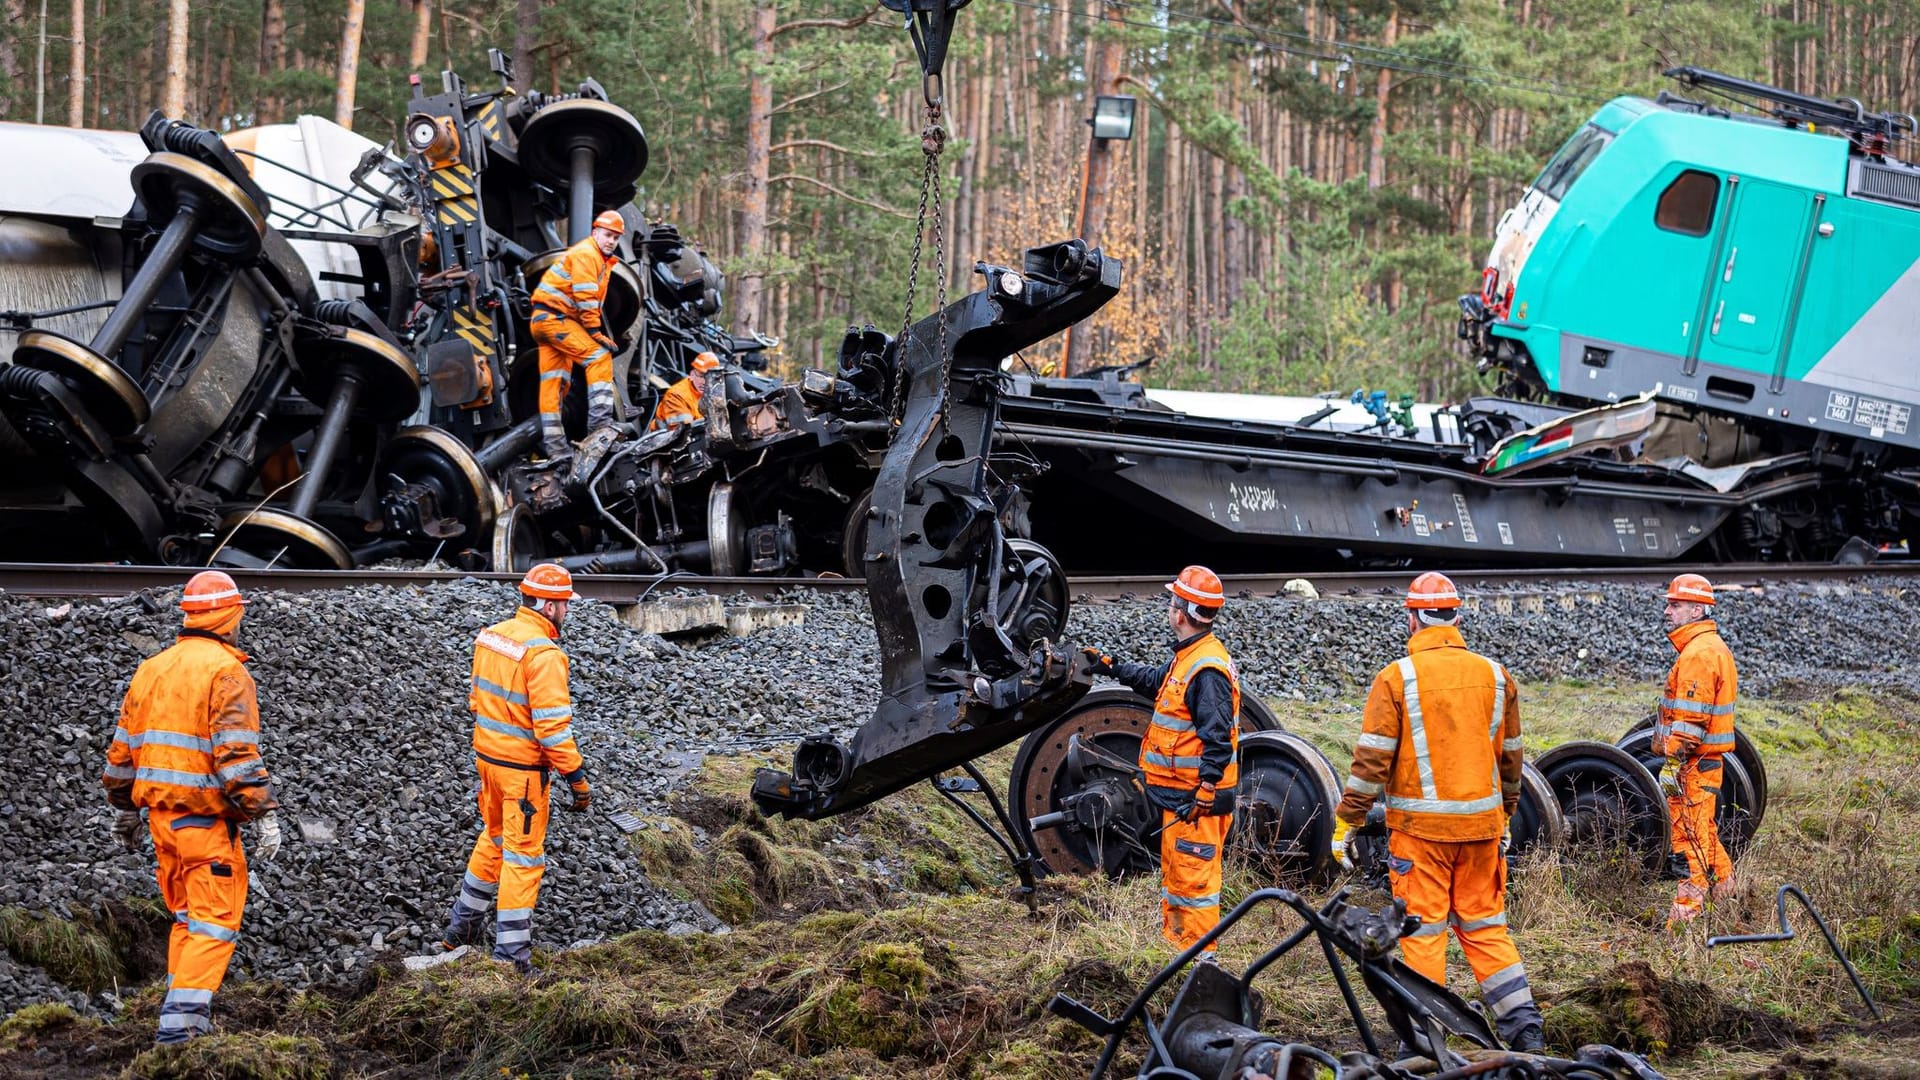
[1066, 0, 1125, 374]
[161, 0, 189, 118]
[64, 0, 81, 126]
[733, 0, 775, 336]
[0, 0, 22, 117]
[512, 0, 537, 93]
[259, 0, 285, 122]
[408, 0, 432, 71]
[333, 0, 365, 128]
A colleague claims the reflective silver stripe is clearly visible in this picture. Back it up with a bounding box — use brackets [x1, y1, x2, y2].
[216, 760, 263, 783]
[1662, 696, 1734, 715]
[462, 872, 497, 893]
[1408, 918, 1451, 937]
[1502, 736, 1525, 752]
[103, 764, 136, 780]
[576, 299, 601, 310]
[212, 729, 258, 747]
[121, 729, 214, 753]
[474, 715, 537, 742]
[503, 850, 546, 868]
[1356, 732, 1397, 752]
[539, 371, 569, 383]
[1345, 775, 1383, 795]
[157, 1012, 209, 1031]
[163, 987, 214, 1005]
[187, 919, 239, 943]
[1161, 889, 1220, 909]
[573, 282, 600, 294]
[1488, 661, 1507, 741]
[1699, 732, 1736, 747]
[495, 928, 532, 944]
[135, 766, 219, 789]
[1386, 791, 1505, 815]
[1670, 721, 1707, 740]
[1454, 912, 1507, 932]
[547, 264, 573, 280]
[473, 677, 528, 705]
[658, 413, 694, 424]
[1149, 711, 1194, 733]
[1489, 985, 1537, 1017]
[497, 907, 532, 921]
[537, 727, 577, 748]
[530, 705, 571, 720]
[1397, 658, 1438, 800]
[1143, 751, 1203, 769]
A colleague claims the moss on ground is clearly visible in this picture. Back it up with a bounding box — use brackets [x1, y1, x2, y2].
[122, 1034, 330, 1080]
[0, 906, 125, 993]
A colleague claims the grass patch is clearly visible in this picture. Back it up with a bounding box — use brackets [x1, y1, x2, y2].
[0, 1002, 91, 1048]
[0, 906, 124, 993]
[123, 1033, 331, 1080]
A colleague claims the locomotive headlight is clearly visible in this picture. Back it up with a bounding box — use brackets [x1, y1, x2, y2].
[405, 113, 461, 165]
[406, 116, 440, 152]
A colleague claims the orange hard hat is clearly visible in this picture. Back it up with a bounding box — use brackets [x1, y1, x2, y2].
[1665, 573, 1714, 604]
[690, 352, 721, 374]
[1404, 571, 1461, 609]
[180, 570, 246, 613]
[1166, 565, 1224, 609]
[520, 562, 581, 602]
[591, 210, 626, 236]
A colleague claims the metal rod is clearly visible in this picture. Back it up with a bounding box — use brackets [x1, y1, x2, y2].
[92, 201, 205, 357]
[473, 417, 541, 473]
[287, 372, 363, 519]
[568, 144, 596, 243]
[1708, 883, 1881, 1020]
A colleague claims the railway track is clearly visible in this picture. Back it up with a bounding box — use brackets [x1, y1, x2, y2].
[0, 560, 1914, 604]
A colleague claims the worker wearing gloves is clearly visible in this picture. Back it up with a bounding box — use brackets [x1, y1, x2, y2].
[1653, 573, 1738, 929]
[438, 563, 592, 973]
[649, 351, 720, 432]
[1082, 565, 1240, 954]
[1331, 572, 1544, 1053]
[102, 571, 282, 1043]
[530, 210, 626, 460]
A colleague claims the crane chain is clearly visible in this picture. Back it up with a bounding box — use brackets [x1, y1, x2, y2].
[889, 106, 949, 427]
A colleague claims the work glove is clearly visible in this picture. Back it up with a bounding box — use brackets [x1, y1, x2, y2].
[1660, 757, 1685, 800]
[112, 809, 143, 853]
[1501, 820, 1513, 856]
[1180, 782, 1217, 823]
[592, 332, 619, 354]
[1079, 647, 1115, 676]
[1330, 815, 1354, 870]
[253, 811, 283, 862]
[567, 777, 592, 814]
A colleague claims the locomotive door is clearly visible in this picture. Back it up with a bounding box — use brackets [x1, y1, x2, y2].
[1701, 179, 1812, 361]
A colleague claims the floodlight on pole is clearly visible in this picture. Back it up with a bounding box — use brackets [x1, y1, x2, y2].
[1090, 94, 1137, 141]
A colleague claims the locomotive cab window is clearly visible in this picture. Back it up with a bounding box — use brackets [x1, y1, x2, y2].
[1656, 170, 1719, 235]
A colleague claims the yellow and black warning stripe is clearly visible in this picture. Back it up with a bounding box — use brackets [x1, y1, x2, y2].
[434, 195, 480, 226]
[478, 101, 505, 142]
[450, 306, 496, 357]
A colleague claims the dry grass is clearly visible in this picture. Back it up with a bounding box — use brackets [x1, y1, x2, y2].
[2, 679, 1916, 1078]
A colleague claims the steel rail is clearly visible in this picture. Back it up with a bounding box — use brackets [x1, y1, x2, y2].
[0, 560, 1914, 603]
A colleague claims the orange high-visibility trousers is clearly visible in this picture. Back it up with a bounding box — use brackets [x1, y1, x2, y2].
[444, 760, 551, 964]
[1667, 758, 1734, 925]
[1159, 809, 1231, 952]
[150, 809, 248, 1043]
[1386, 831, 1541, 1042]
[529, 312, 614, 453]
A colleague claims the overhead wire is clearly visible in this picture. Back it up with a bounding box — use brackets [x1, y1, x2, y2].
[995, 0, 1614, 103]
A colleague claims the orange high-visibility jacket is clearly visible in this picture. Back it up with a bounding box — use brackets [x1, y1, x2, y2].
[531, 237, 612, 332]
[649, 377, 704, 431]
[1652, 620, 1736, 761]
[1338, 625, 1522, 843]
[1139, 634, 1241, 791]
[103, 633, 278, 820]
[469, 607, 585, 778]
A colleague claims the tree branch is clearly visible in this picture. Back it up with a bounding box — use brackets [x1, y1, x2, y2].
[770, 8, 881, 40]
[771, 82, 849, 115]
[772, 138, 882, 158]
[769, 173, 913, 218]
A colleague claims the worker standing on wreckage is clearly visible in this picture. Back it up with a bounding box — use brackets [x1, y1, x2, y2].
[1083, 566, 1241, 955]
[1654, 573, 1738, 930]
[435, 563, 593, 973]
[102, 571, 284, 1043]
[1331, 572, 1546, 1053]
[530, 210, 627, 462]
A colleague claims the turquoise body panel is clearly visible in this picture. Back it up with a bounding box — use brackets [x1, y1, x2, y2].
[1492, 96, 1920, 411]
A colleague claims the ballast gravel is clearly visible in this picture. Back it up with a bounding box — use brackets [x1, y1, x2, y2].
[0, 573, 1911, 1016]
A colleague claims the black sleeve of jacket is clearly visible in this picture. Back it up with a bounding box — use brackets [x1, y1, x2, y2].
[1186, 669, 1237, 784]
[1110, 660, 1170, 700]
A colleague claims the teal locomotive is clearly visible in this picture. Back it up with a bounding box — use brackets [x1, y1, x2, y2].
[1462, 67, 1920, 558]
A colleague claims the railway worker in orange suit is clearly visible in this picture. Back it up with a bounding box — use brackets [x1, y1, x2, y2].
[1330, 571, 1545, 1052]
[437, 563, 592, 973]
[1082, 565, 1241, 955]
[1653, 573, 1738, 930]
[649, 351, 720, 432]
[102, 570, 284, 1043]
[530, 210, 625, 460]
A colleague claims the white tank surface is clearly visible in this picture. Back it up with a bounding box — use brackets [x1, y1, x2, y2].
[1142, 387, 1467, 443]
[0, 121, 145, 218]
[224, 117, 410, 302]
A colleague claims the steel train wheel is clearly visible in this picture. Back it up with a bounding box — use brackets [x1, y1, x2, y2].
[293, 327, 422, 423]
[1534, 740, 1671, 871]
[214, 507, 353, 570]
[1232, 730, 1342, 884]
[1616, 728, 1761, 859]
[1509, 760, 1567, 858]
[378, 426, 498, 545]
[999, 538, 1070, 650]
[708, 481, 746, 576]
[490, 503, 544, 573]
[1008, 688, 1159, 877]
[10, 330, 152, 435]
[130, 152, 268, 261]
[1620, 713, 1769, 827]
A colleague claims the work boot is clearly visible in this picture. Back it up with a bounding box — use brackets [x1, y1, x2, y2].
[1508, 1024, 1546, 1053]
